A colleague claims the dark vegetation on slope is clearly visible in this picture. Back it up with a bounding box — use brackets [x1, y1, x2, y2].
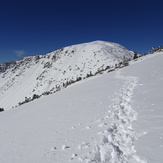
[0, 108, 4, 112]
[18, 59, 130, 107]
[148, 46, 163, 54]
[1, 44, 161, 111]
[17, 48, 161, 108]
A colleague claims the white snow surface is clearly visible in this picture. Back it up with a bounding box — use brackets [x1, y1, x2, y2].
[0, 52, 163, 163]
[0, 40, 134, 110]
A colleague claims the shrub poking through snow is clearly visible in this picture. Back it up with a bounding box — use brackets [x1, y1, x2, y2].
[0, 108, 4, 112]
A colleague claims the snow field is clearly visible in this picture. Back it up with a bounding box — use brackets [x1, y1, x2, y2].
[80, 71, 146, 163]
[0, 69, 121, 163]
[0, 52, 163, 163]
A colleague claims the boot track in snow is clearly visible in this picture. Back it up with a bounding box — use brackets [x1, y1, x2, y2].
[81, 71, 146, 163]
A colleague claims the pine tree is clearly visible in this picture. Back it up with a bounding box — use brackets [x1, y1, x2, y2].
[133, 52, 139, 59]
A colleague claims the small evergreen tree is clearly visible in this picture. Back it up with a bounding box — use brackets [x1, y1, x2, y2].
[0, 108, 4, 112]
[32, 94, 40, 100]
[123, 61, 129, 66]
[133, 52, 139, 59]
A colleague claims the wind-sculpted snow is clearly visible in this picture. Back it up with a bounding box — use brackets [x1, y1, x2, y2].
[81, 71, 146, 163]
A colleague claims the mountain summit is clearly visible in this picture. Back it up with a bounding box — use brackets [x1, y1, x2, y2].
[0, 41, 134, 110]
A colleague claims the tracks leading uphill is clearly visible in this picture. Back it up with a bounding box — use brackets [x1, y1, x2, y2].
[83, 71, 146, 163]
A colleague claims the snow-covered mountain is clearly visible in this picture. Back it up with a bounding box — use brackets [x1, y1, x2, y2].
[0, 51, 162, 163]
[0, 41, 134, 110]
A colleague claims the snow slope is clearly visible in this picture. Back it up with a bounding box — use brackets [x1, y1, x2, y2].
[0, 41, 134, 110]
[0, 52, 162, 163]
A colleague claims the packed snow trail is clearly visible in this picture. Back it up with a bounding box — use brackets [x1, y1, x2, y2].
[81, 71, 146, 163]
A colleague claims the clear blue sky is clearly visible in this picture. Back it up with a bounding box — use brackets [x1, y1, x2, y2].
[0, 0, 163, 63]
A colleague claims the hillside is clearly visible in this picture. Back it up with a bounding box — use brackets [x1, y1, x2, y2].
[0, 41, 134, 110]
[0, 52, 162, 163]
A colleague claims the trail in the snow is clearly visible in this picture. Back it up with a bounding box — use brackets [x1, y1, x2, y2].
[80, 71, 146, 163]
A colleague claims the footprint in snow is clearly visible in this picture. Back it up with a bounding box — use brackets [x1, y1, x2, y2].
[78, 142, 90, 149]
[51, 146, 57, 151]
[62, 145, 70, 150]
[98, 123, 107, 128]
[70, 153, 78, 161]
[84, 126, 91, 130]
[79, 123, 83, 126]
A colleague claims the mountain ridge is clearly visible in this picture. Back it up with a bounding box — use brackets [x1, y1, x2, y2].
[0, 52, 162, 162]
[0, 40, 132, 72]
[0, 40, 134, 110]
